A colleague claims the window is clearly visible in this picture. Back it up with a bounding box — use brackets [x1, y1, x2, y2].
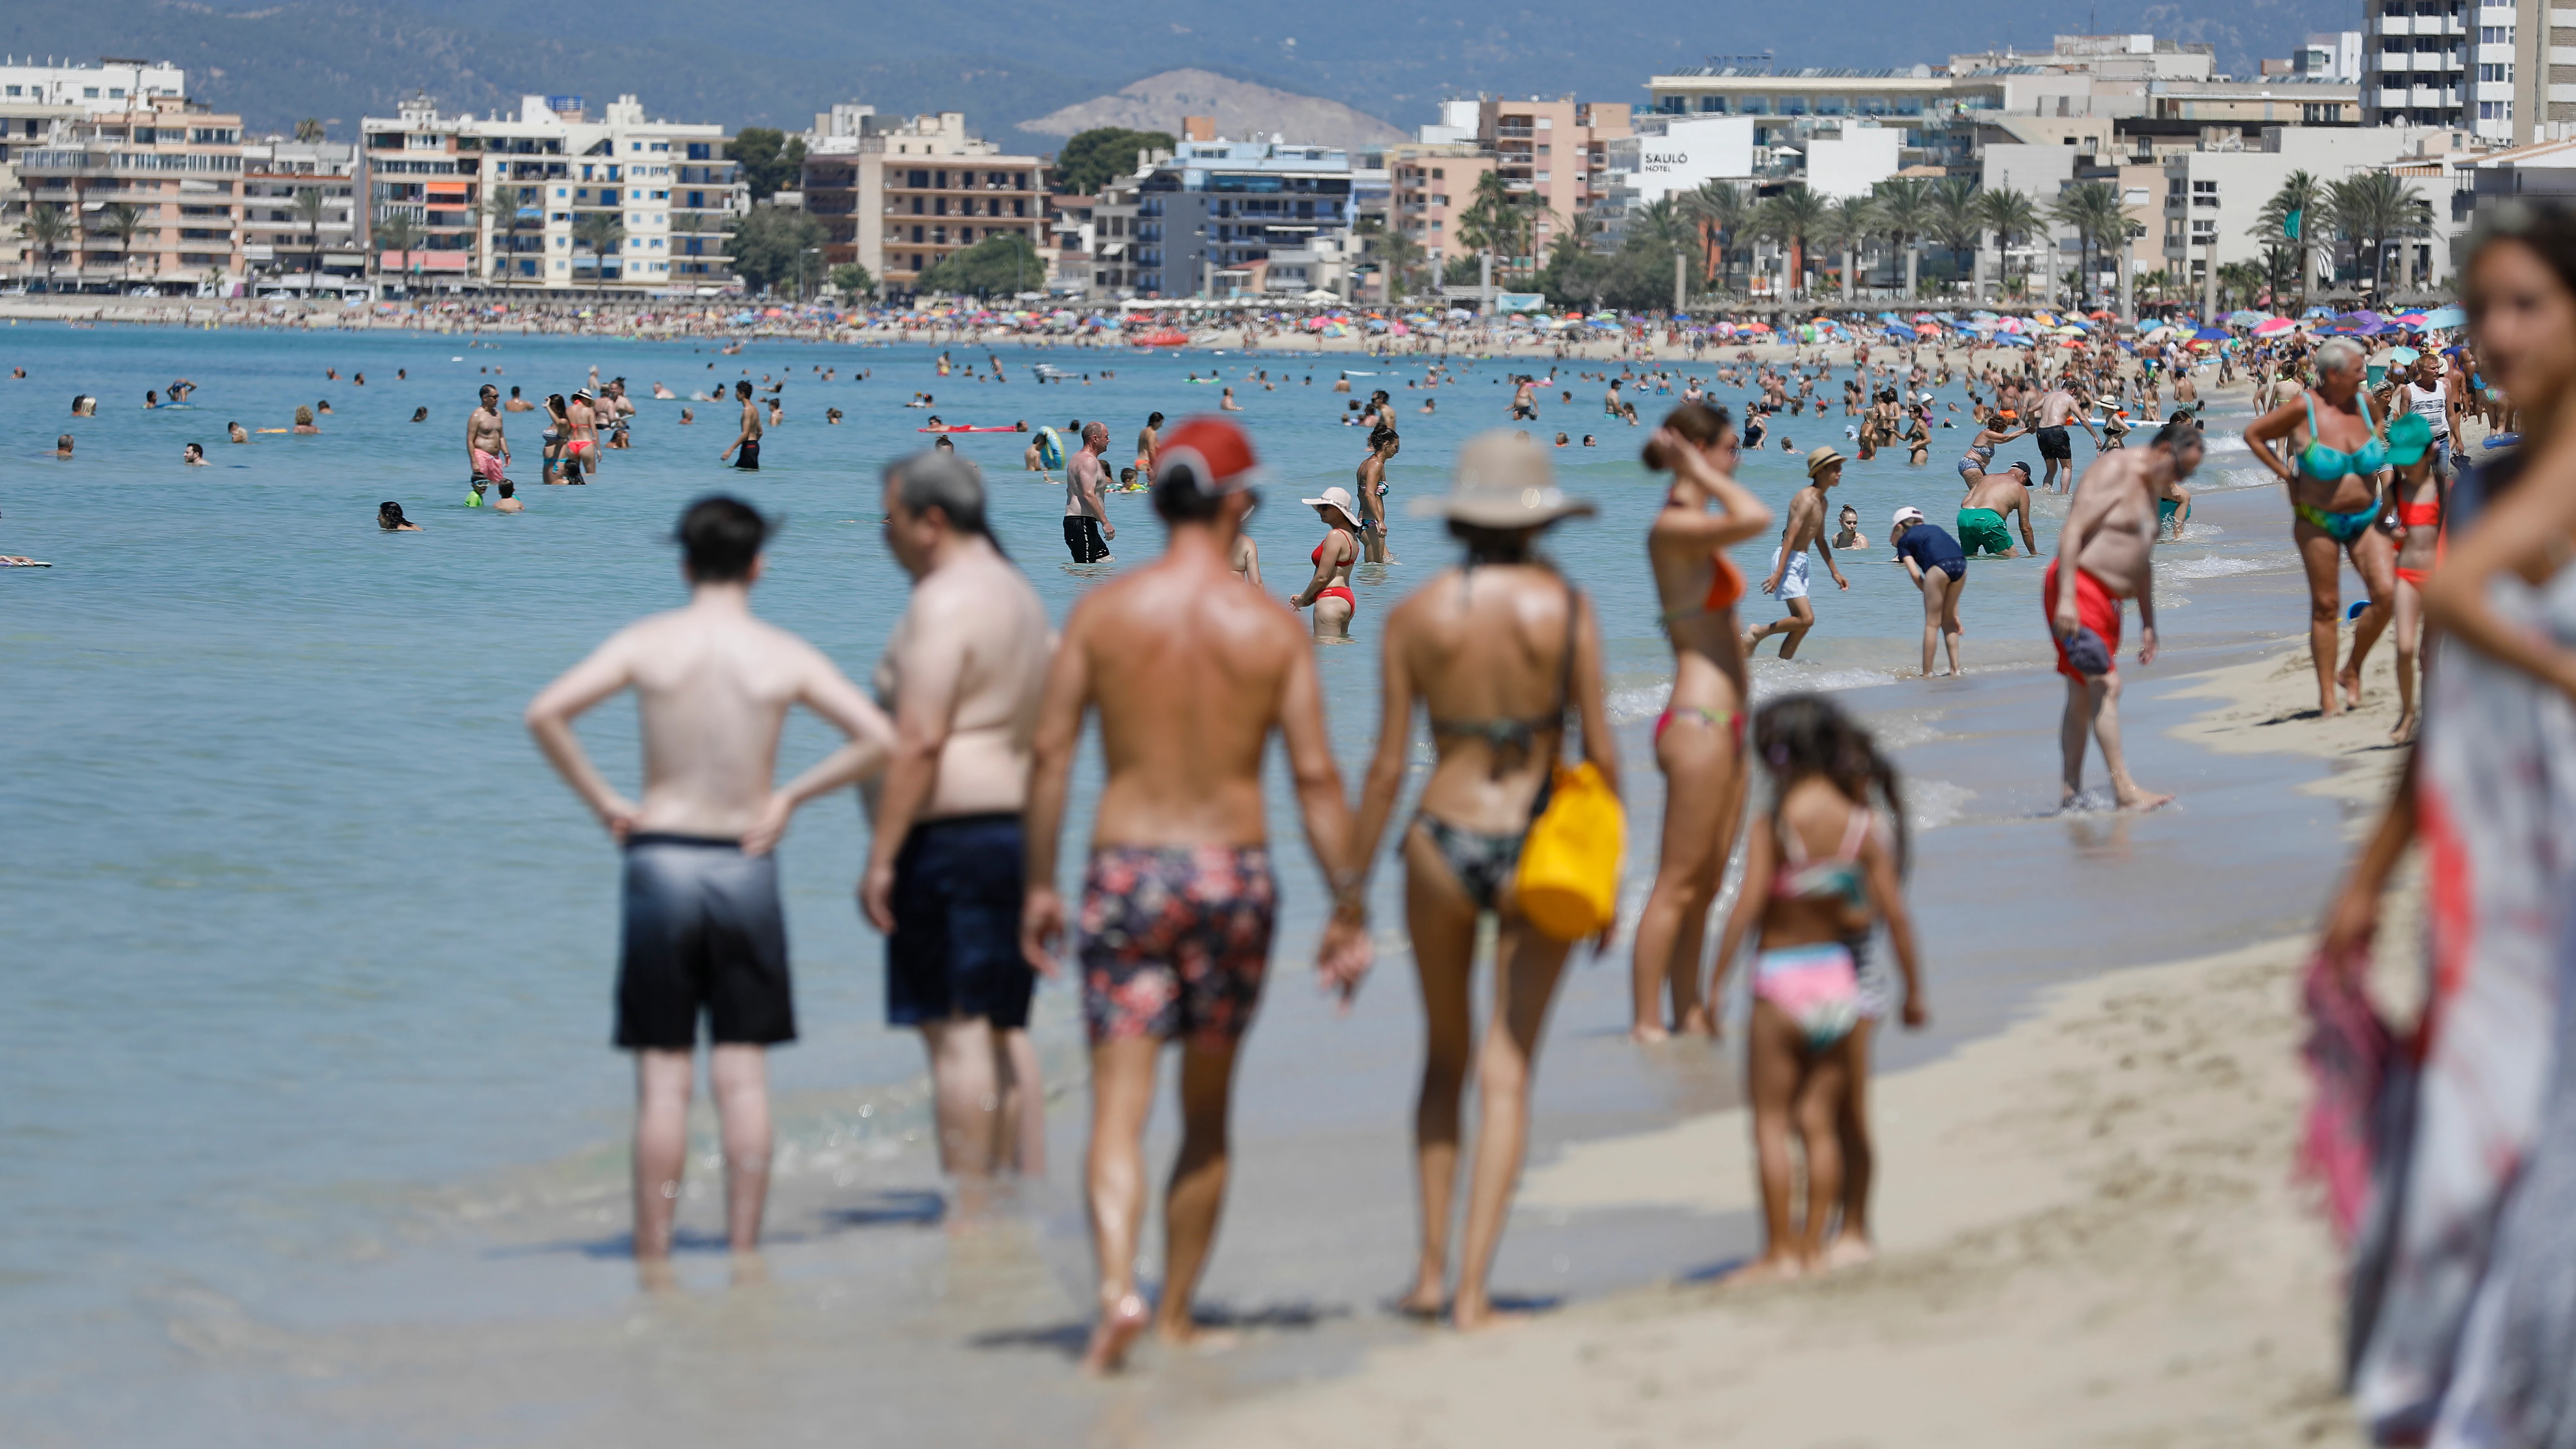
[2480, 62, 2511, 80]
[2481, 24, 2514, 41]
[109, 88, 124, 98]
[1432, 168, 1444, 179]
[2482, 99, 2514, 118]
[83, 87, 99, 98]
[1698, 96, 1728, 114]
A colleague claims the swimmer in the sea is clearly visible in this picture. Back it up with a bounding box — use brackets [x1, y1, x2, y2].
[378, 501, 422, 532]
[229, 421, 250, 444]
[183, 442, 207, 466]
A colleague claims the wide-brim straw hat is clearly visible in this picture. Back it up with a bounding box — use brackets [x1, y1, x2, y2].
[1301, 485, 1364, 532]
[1407, 430, 1596, 529]
[1805, 446, 1848, 479]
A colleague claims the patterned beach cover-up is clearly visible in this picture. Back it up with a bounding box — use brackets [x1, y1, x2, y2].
[2346, 547, 2576, 1444]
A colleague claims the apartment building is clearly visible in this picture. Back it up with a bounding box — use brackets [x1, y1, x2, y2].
[2160, 124, 2454, 292]
[238, 137, 362, 287]
[2359, 0, 2498, 139]
[1087, 137, 1352, 299]
[12, 93, 245, 293]
[798, 109, 1044, 296]
[0, 95, 87, 281]
[0, 58, 186, 114]
[361, 92, 743, 293]
[1387, 142, 1494, 271]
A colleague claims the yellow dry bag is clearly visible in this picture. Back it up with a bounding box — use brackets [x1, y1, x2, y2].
[1514, 586, 1624, 941]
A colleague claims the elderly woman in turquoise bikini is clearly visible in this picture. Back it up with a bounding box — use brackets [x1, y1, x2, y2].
[2245, 335, 2436, 718]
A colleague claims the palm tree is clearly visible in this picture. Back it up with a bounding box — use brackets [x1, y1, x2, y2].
[294, 118, 326, 144]
[1754, 184, 1828, 301]
[2253, 170, 2324, 313]
[19, 203, 70, 291]
[98, 202, 145, 289]
[482, 187, 529, 290]
[1930, 176, 1981, 298]
[1677, 179, 1753, 293]
[2048, 181, 2126, 310]
[1355, 214, 1423, 302]
[2326, 170, 2430, 300]
[291, 186, 328, 289]
[374, 209, 421, 294]
[1871, 177, 1935, 298]
[1814, 196, 1874, 302]
[1974, 188, 2042, 301]
[575, 211, 626, 286]
[1459, 170, 1539, 277]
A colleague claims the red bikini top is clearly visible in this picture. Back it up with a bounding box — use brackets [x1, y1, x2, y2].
[1705, 553, 1746, 612]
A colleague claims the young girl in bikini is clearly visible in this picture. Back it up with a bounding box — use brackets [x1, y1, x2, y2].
[2387, 441, 2447, 741]
[1711, 695, 1927, 1280]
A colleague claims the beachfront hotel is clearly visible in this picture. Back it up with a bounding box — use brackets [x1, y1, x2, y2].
[7, 91, 248, 294]
[797, 106, 1046, 297]
[358, 92, 746, 294]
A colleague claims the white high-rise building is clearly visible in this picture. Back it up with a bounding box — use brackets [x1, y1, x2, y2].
[0, 58, 186, 114]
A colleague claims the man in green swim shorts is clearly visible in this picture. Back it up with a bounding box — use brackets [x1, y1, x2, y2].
[1957, 458, 2037, 558]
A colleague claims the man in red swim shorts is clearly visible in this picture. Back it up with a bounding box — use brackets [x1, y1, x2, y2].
[2044, 420, 2202, 811]
[1022, 416, 1372, 1376]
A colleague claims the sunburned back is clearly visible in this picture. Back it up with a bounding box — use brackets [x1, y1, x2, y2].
[1082, 565, 1301, 846]
[1397, 565, 1572, 828]
[625, 610, 810, 835]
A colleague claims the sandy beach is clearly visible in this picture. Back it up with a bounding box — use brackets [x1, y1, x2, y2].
[1168, 632, 2418, 1449]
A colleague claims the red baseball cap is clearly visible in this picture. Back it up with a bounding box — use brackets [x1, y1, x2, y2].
[1153, 416, 1262, 495]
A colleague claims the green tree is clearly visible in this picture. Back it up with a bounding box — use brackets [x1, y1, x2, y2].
[727, 203, 829, 294]
[829, 261, 876, 299]
[2325, 170, 2429, 299]
[2253, 170, 2324, 311]
[373, 209, 420, 291]
[1930, 176, 1982, 294]
[1592, 232, 1703, 314]
[294, 117, 326, 143]
[574, 210, 626, 282]
[1536, 225, 1609, 310]
[1055, 127, 1178, 195]
[1974, 188, 2041, 299]
[1354, 214, 1424, 302]
[1677, 179, 1753, 294]
[482, 186, 532, 289]
[19, 202, 70, 289]
[1814, 195, 1874, 302]
[726, 127, 808, 202]
[98, 201, 145, 287]
[2048, 181, 2126, 310]
[916, 231, 1043, 297]
[1754, 184, 1827, 300]
[292, 185, 329, 286]
[1871, 177, 1935, 297]
[1458, 170, 1541, 274]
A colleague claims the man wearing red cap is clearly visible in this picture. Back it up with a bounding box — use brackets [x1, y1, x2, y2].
[1022, 416, 1373, 1374]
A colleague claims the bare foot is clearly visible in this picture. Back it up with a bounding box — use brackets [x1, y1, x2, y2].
[636, 1258, 679, 1294]
[1156, 1318, 1241, 1353]
[2116, 787, 2175, 812]
[1451, 1297, 1536, 1333]
[2339, 667, 2364, 710]
[1720, 1253, 1805, 1287]
[2391, 710, 2418, 744]
[1082, 1293, 1150, 1376]
[1819, 1236, 1876, 1271]
[1393, 1284, 1446, 1321]
[1678, 1004, 1716, 1038]
[1630, 1022, 1672, 1045]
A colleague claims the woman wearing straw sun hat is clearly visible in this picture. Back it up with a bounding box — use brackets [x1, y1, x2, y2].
[1346, 430, 1618, 1330]
[1291, 486, 1364, 638]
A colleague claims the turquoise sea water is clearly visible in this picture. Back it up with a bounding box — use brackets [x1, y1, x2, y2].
[0, 325, 2347, 1443]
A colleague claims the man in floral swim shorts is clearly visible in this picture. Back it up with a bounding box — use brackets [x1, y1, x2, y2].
[1022, 416, 1374, 1377]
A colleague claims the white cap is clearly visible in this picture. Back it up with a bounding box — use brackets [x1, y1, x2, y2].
[1892, 506, 1925, 527]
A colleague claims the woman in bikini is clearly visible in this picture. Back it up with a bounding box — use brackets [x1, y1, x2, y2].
[1290, 487, 1362, 639]
[2386, 431, 2447, 741]
[1630, 403, 1773, 1042]
[1347, 431, 1613, 1329]
[1134, 410, 1163, 483]
[2245, 335, 2406, 718]
[1357, 424, 1401, 564]
[1710, 695, 1925, 1281]
[540, 394, 571, 484]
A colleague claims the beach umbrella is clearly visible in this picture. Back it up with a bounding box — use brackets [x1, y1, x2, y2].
[1914, 324, 1941, 337]
[2254, 316, 2297, 336]
[2192, 326, 2228, 342]
[2226, 309, 2271, 326]
[2422, 304, 2467, 328]
[1995, 332, 2034, 348]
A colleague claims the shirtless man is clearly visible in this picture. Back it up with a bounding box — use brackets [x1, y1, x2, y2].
[1021, 417, 1369, 1374]
[2047, 423, 2203, 811]
[2031, 382, 2100, 493]
[863, 453, 1054, 1189]
[566, 388, 600, 478]
[468, 385, 510, 491]
[1510, 376, 1538, 420]
[1958, 459, 2038, 558]
[504, 385, 537, 412]
[525, 496, 895, 1280]
[1064, 421, 1115, 563]
[1134, 411, 1163, 481]
[1743, 447, 1853, 660]
[722, 380, 761, 471]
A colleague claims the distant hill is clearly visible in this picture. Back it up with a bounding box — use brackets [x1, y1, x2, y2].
[10, 0, 2354, 142]
[1021, 70, 1406, 151]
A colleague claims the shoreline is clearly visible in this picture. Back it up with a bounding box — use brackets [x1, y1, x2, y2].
[1163, 633, 2413, 1449]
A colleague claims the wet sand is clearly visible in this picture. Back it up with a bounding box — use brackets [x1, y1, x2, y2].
[1166, 604, 2422, 1449]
